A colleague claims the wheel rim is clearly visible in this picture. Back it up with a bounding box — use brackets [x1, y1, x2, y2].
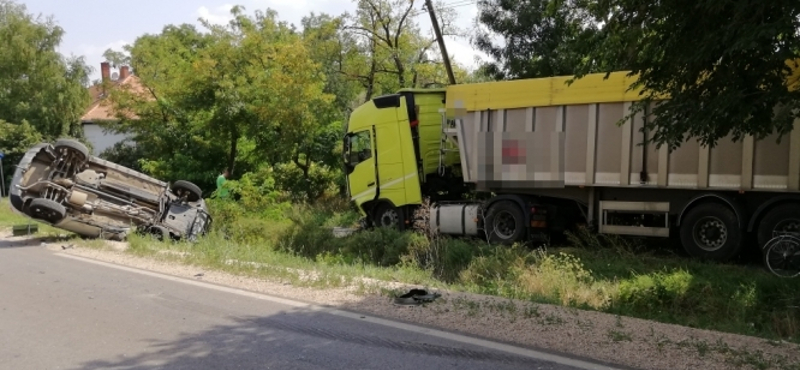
[56, 147, 85, 163]
[692, 216, 727, 252]
[378, 209, 399, 228]
[772, 219, 800, 238]
[765, 237, 800, 278]
[492, 210, 516, 239]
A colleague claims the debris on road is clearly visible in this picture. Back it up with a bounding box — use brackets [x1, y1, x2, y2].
[393, 288, 441, 306]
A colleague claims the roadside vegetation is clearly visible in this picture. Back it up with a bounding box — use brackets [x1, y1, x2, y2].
[7, 191, 793, 345]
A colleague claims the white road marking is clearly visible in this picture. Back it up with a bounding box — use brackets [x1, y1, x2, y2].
[56, 252, 619, 370]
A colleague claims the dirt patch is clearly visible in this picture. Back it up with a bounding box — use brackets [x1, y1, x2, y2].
[6, 231, 799, 370]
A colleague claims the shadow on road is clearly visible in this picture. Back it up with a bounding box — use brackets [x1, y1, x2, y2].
[63, 306, 573, 370]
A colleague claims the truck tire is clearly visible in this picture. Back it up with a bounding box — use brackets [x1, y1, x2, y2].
[171, 180, 202, 202]
[53, 138, 89, 164]
[372, 203, 404, 231]
[485, 200, 526, 244]
[29, 198, 66, 223]
[757, 203, 800, 248]
[679, 203, 743, 261]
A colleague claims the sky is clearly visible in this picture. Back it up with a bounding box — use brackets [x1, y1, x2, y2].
[21, 0, 490, 83]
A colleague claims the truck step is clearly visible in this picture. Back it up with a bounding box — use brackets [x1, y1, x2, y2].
[598, 201, 671, 237]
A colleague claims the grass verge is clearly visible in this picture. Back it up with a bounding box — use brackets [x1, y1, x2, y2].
[3, 195, 798, 345]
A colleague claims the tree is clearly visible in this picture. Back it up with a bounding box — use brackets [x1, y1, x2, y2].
[102, 23, 229, 192]
[574, 0, 800, 151]
[0, 0, 91, 140]
[345, 0, 468, 99]
[301, 12, 365, 120]
[104, 7, 336, 201]
[474, 0, 601, 80]
[0, 120, 43, 189]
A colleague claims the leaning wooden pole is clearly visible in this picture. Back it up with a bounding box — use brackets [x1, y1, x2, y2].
[424, 0, 456, 85]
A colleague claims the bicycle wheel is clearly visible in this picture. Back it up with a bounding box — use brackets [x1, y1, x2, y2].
[763, 234, 800, 278]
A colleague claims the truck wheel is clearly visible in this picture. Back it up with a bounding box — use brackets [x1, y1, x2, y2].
[757, 203, 800, 248]
[29, 198, 66, 223]
[53, 138, 89, 164]
[485, 200, 526, 244]
[679, 203, 743, 261]
[172, 180, 202, 202]
[372, 203, 404, 231]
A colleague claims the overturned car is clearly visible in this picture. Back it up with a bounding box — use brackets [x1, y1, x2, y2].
[8, 138, 212, 241]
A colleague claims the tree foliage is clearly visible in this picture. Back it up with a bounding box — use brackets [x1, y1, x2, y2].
[0, 119, 43, 189]
[0, 0, 91, 140]
[577, 0, 800, 150]
[474, 0, 601, 79]
[475, 0, 800, 151]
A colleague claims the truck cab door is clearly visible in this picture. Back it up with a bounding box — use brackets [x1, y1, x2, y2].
[344, 129, 377, 207]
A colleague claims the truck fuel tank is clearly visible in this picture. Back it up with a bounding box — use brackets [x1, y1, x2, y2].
[429, 203, 481, 236]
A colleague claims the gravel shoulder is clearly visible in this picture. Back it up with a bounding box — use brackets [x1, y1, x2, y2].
[3, 231, 799, 370]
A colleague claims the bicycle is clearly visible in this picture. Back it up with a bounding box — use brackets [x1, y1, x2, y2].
[762, 231, 800, 278]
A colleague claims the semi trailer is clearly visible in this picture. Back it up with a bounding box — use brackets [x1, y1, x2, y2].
[342, 69, 800, 262]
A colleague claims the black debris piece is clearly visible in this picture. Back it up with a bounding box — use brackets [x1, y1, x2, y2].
[393, 288, 441, 306]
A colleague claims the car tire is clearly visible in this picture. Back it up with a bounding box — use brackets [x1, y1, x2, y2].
[485, 200, 526, 244]
[29, 198, 66, 224]
[171, 180, 202, 202]
[53, 138, 89, 164]
[149, 225, 170, 241]
[679, 203, 743, 261]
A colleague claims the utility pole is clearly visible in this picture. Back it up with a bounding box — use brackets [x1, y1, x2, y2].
[423, 0, 456, 85]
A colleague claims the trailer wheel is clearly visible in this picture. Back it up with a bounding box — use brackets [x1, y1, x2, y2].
[679, 203, 743, 261]
[372, 203, 404, 231]
[485, 200, 526, 244]
[756, 203, 800, 248]
[29, 198, 66, 224]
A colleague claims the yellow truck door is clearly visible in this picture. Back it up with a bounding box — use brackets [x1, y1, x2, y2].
[344, 128, 377, 207]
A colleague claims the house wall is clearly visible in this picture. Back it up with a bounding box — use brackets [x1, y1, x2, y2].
[82, 123, 132, 155]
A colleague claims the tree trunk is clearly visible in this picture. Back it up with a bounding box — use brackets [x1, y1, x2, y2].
[365, 39, 377, 101]
[393, 55, 405, 87]
[228, 125, 238, 176]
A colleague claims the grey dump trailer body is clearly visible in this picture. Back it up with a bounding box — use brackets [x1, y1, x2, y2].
[428, 73, 800, 261]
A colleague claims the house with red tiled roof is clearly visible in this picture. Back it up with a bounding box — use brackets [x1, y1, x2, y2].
[80, 61, 144, 155]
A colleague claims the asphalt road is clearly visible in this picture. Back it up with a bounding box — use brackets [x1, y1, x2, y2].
[0, 243, 614, 370]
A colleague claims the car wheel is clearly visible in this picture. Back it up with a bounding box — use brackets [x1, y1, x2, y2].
[171, 180, 203, 202]
[679, 203, 743, 261]
[53, 138, 89, 164]
[149, 225, 170, 241]
[485, 200, 526, 244]
[28, 199, 66, 224]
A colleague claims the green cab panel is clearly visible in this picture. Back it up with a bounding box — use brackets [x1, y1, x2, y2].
[344, 93, 434, 214]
